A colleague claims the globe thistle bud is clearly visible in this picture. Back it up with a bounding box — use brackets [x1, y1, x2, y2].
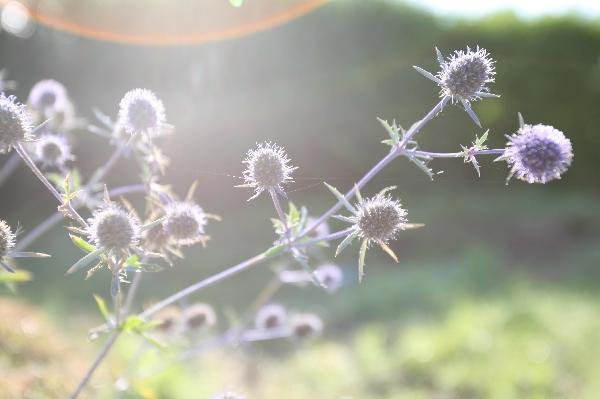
[290, 313, 323, 340]
[34, 133, 74, 168]
[27, 79, 69, 115]
[118, 88, 166, 136]
[355, 194, 407, 245]
[503, 124, 573, 184]
[162, 201, 207, 246]
[0, 93, 32, 153]
[438, 47, 495, 102]
[315, 264, 343, 293]
[181, 303, 216, 331]
[254, 303, 287, 330]
[153, 307, 180, 334]
[87, 203, 141, 252]
[240, 142, 296, 200]
[0, 219, 16, 259]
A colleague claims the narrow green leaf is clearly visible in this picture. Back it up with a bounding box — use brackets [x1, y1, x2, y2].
[324, 182, 356, 213]
[65, 248, 103, 275]
[93, 294, 111, 321]
[358, 239, 368, 283]
[69, 234, 96, 253]
[335, 231, 358, 257]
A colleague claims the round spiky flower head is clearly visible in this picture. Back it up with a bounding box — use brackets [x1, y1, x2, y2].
[290, 313, 323, 340]
[27, 79, 69, 115]
[0, 219, 16, 259]
[240, 142, 296, 200]
[315, 263, 343, 293]
[162, 201, 208, 247]
[34, 133, 74, 168]
[0, 93, 32, 153]
[181, 303, 216, 331]
[87, 203, 141, 252]
[118, 88, 166, 136]
[414, 46, 498, 127]
[502, 122, 573, 184]
[331, 185, 423, 281]
[255, 303, 288, 330]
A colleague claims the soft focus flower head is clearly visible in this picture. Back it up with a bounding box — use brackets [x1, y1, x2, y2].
[118, 88, 166, 136]
[181, 303, 216, 331]
[0, 93, 32, 153]
[34, 133, 74, 168]
[255, 303, 287, 330]
[163, 201, 208, 247]
[153, 307, 180, 334]
[27, 79, 69, 115]
[354, 193, 407, 245]
[0, 219, 16, 259]
[240, 142, 296, 200]
[503, 122, 573, 184]
[87, 203, 141, 252]
[290, 313, 323, 340]
[315, 263, 343, 293]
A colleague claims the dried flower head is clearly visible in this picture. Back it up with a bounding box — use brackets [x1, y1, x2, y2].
[181, 303, 216, 331]
[502, 121, 573, 184]
[290, 313, 323, 340]
[118, 88, 166, 136]
[240, 142, 296, 200]
[87, 203, 141, 252]
[162, 201, 208, 246]
[0, 219, 16, 259]
[34, 133, 74, 168]
[330, 185, 422, 281]
[414, 46, 498, 127]
[315, 264, 343, 293]
[0, 93, 32, 153]
[27, 79, 69, 115]
[255, 303, 287, 330]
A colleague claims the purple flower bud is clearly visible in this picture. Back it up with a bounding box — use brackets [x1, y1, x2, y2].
[240, 142, 296, 200]
[503, 124, 573, 184]
[118, 88, 166, 136]
[87, 203, 141, 252]
[355, 194, 407, 245]
[27, 79, 69, 115]
[255, 303, 287, 330]
[438, 47, 495, 102]
[34, 133, 74, 168]
[0, 93, 32, 153]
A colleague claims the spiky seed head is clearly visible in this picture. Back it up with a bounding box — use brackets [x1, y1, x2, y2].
[290, 313, 323, 340]
[27, 79, 69, 114]
[355, 195, 407, 244]
[34, 133, 74, 168]
[181, 303, 216, 331]
[242, 142, 296, 198]
[438, 47, 495, 101]
[504, 124, 573, 184]
[87, 203, 141, 252]
[118, 88, 166, 136]
[153, 307, 180, 334]
[0, 219, 16, 259]
[163, 201, 207, 246]
[255, 303, 287, 330]
[0, 93, 32, 153]
[315, 264, 343, 293]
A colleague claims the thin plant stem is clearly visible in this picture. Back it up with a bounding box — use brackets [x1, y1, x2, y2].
[15, 143, 88, 228]
[408, 148, 505, 158]
[122, 272, 143, 316]
[87, 136, 134, 188]
[69, 332, 121, 399]
[0, 152, 20, 187]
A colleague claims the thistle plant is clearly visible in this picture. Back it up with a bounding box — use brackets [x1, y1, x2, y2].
[0, 219, 49, 273]
[33, 133, 75, 169]
[0, 44, 576, 399]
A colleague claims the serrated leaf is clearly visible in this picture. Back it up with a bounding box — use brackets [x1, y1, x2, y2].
[324, 182, 356, 213]
[65, 248, 103, 275]
[70, 234, 96, 253]
[93, 294, 111, 321]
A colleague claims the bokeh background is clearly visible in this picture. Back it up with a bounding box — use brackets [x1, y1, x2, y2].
[1, 0, 600, 398]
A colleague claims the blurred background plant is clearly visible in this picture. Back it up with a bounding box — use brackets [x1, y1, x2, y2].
[0, 0, 599, 398]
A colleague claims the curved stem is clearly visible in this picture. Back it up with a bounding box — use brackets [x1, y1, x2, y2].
[15, 143, 88, 228]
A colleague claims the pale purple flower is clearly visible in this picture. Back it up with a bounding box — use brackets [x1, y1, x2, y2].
[239, 142, 296, 200]
[162, 201, 208, 247]
[118, 88, 166, 136]
[255, 303, 287, 330]
[501, 121, 573, 184]
[0, 93, 32, 153]
[181, 303, 216, 331]
[315, 263, 343, 293]
[34, 133, 74, 168]
[290, 313, 323, 340]
[87, 203, 141, 252]
[414, 46, 498, 127]
[27, 79, 70, 116]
